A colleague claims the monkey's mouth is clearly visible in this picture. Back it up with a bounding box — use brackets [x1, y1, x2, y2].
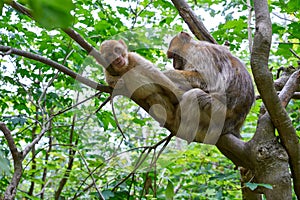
[112, 57, 125, 68]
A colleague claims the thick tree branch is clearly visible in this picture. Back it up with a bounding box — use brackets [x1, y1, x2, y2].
[0, 122, 23, 200]
[0, 45, 112, 94]
[0, 123, 21, 163]
[251, 0, 300, 197]
[62, 28, 117, 75]
[170, 0, 217, 44]
[216, 134, 252, 168]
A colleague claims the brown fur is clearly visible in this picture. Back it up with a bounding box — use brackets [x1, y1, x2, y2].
[100, 40, 184, 126]
[165, 32, 254, 143]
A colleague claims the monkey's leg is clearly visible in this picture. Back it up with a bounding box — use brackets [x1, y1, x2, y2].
[175, 89, 226, 144]
[175, 89, 209, 143]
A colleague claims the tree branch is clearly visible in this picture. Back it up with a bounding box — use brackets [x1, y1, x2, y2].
[279, 69, 300, 107]
[55, 112, 77, 200]
[0, 45, 112, 94]
[170, 0, 217, 44]
[0, 122, 23, 200]
[113, 134, 173, 191]
[22, 124, 50, 157]
[216, 134, 251, 168]
[246, 0, 253, 53]
[251, 0, 300, 197]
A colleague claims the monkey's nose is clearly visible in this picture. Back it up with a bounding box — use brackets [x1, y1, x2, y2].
[113, 56, 121, 63]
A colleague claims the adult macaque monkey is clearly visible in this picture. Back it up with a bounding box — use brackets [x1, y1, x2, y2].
[99, 39, 184, 126]
[164, 32, 254, 144]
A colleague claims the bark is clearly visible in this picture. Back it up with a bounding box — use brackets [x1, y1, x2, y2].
[240, 168, 262, 200]
[171, 0, 217, 44]
[251, 0, 300, 197]
[279, 70, 300, 107]
[0, 123, 23, 200]
[249, 114, 292, 198]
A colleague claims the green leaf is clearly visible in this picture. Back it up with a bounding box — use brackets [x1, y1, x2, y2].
[272, 23, 285, 35]
[287, 0, 300, 12]
[102, 190, 114, 199]
[10, 116, 27, 126]
[245, 182, 273, 191]
[259, 183, 273, 190]
[287, 22, 300, 39]
[245, 182, 258, 190]
[0, 0, 4, 15]
[132, 117, 146, 126]
[29, 0, 75, 29]
[117, 6, 129, 17]
[276, 43, 293, 59]
[223, 18, 246, 31]
[165, 180, 175, 200]
[96, 111, 116, 130]
[209, 173, 227, 181]
[0, 151, 10, 175]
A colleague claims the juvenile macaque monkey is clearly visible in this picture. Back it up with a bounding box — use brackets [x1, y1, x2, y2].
[100, 39, 184, 126]
[165, 32, 254, 144]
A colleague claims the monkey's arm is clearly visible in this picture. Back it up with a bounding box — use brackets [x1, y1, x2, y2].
[132, 53, 184, 101]
[163, 70, 208, 91]
[105, 71, 124, 89]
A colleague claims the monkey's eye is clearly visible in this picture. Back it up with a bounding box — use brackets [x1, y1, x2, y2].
[114, 47, 122, 55]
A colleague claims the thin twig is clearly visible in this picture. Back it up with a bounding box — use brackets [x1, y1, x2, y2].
[112, 134, 173, 191]
[272, 12, 296, 23]
[22, 122, 51, 157]
[53, 92, 102, 117]
[111, 98, 126, 139]
[247, 0, 253, 53]
[38, 70, 60, 105]
[72, 162, 105, 200]
[112, 148, 152, 191]
[77, 151, 104, 200]
[290, 48, 300, 60]
[35, 180, 50, 197]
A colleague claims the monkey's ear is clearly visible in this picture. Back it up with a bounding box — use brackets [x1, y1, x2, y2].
[179, 31, 191, 43]
[118, 39, 127, 48]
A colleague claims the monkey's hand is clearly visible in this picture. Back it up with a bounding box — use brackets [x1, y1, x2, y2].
[105, 74, 125, 89]
[164, 70, 208, 91]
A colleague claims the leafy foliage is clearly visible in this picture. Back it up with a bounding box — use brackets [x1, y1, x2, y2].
[29, 0, 75, 29]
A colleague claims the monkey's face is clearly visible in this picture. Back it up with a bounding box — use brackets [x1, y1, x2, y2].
[100, 40, 129, 71]
[167, 35, 187, 70]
